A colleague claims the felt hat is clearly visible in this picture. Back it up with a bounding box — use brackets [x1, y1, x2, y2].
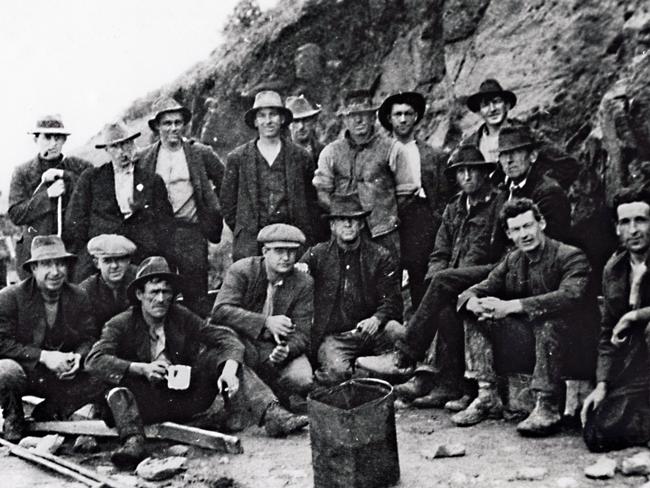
[444, 145, 497, 176]
[95, 121, 140, 149]
[244, 90, 293, 129]
[126, 256, 182, 303]
[286, 95, 321, 120]
[498, 125, 538, 153]
[147, 96, 192, 132]
[22, 235, 76, 272]
[337, 89, 379, 116]
[28, 114, 71, 135]
[378, 92, 426, 131]
[466, 79, 517, 113]
[324, 193, 370, 219]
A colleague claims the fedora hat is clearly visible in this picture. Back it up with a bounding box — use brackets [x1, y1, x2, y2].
[126, 256, 182, 303]
[286, 95, 321, 120]
[244, 90, 293, 129]
[466, 79, 517, 113]
[22, 235, 76, 272]
[444, 145, 497, 176]
[498, 125, 538, 154]
[325, 194, 370, 219]
[95, 121, 141, 149]
[378, 92, 426, 131]
[337, 89, 380, 116]
[147, 96, 192, 132]
[28, 114, 71, 135]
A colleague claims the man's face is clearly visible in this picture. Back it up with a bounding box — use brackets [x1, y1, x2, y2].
[290, 116, 317, 145]
[31, 258, 68, 293]
[254, 108, 283, 139]
[616, 201, 650, 254]
[157, 112, 186, 148]
[263, 246, 298, 275]
[96, 256, 131, 286]
[344, 111, 374, 140]
[478, 95, 509, 127]
[136, 278, 174, 321]
[505, 210, 546, 253]
[35, 133, 67, 160]
[455, 166, 486, 196]
[330, 217, 363, 244]
[499, 148, 535, 183]
[106, 139, 136, 170]
[390, 103, 418, 139]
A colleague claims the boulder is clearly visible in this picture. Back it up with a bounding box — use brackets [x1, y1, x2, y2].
[621, 450, 650, 476]
[584, 456, 617, 479]
[135, 456, 187, 481]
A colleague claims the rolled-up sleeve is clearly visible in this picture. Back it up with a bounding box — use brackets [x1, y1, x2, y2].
[312, 145, 335, 192]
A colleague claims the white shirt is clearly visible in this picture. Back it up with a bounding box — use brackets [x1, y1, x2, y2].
[403, 140, 425, 198]
[114, 166, 134, 218]
[479, 130, 500, 163]
[156, 147, 197, 222]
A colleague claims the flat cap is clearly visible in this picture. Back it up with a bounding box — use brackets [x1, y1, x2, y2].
[257, 223, 306, 248]
[87, 234, 137, 258]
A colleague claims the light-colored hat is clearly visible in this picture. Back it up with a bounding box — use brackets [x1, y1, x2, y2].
[95, 121, 141, 149]
[28, 114, 71, 135]
[126, 256, 182, 303]
[87, 234, 137, 258]
[257, 223, 306, 248]
[286, 95, 321, 120]
[147, 96, 192, 132]
[337, 89, 379, 116]
[22, 235, 76, 271]
[244, 90, 293, 129]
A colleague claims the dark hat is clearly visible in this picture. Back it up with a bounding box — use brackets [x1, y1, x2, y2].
[95, 121, 141, 149]
[126, 256, 182, 303]
[257, 223, 306, 248]
[87, 234, 137, 258]
[445, 145, 497, 176]
[28, 114, 71, 135]
[286, 95, 321, 120]
[337, 89, 379, 116]
[147, 96, 192, 132]
[244, 90, 293, 129]
[378, 92, 426, 131]
[325, 194, 371, 219]
[498, 125, 538, 153]
[466, 79, 517, 113]
[22, 235, 76, 272]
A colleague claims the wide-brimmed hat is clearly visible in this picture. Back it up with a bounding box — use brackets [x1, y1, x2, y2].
[286, 95, 321, 120]
[126, 256, 182, 303]
[147, 96, 192, 132]
[257, 223, 306, 249]
[337, 89, 380, 116]
[325, 194, 370, 219]
[378, 92, 426, 131]
[28, 114, 71, 135]
[498, 125, 538, 154]
[466, 79, 517, 113]
[22, 235, 76, 272]
[87, 234, 137, 258]
[445, 145, 497, 176]
[95, 121, 141, 149]
[244, 90, 293, 129]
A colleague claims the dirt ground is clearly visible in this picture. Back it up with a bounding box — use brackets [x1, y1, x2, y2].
[4, 405, 649, 488]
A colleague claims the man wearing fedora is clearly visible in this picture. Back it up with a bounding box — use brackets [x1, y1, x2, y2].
[86, 256, 308, 468]
[378, 91, 450, 307]
[139, 96, 225, 316]
[9, 115, 92, 280]
[221, 90, 315, 262]
[64, 121, 173, 282]
[299, 194, 403, 385]
[210, 223, 314, 409]
[313, 89, 417, 259]
[0, 235, 103, 441]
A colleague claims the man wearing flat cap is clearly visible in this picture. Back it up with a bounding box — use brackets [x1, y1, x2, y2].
[65, 121, 173, 282]
[378, 91, 450, 307]
[9, 114, 91, 279]
[210, 223, 314, 409]
[0, 235, 103, 441]
[313, 89, 418, 260]
[86, 256, 308, 468]
[221, 91, 315, 262]
[139, 96, 225, 316]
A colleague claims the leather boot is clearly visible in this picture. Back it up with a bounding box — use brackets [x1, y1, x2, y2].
[451, 386, 503, 427]
[1, 391, 25, 442]
[516, 393, 561, 437]
[412, 386, 461, 409]
[105, 387, 147, 468]
[444, 394, 473, 412]
[264, 402, 308, 437]
[355, 350, 414, 377]
[393, 374, 435, 401]
[111, 434, 147, 469]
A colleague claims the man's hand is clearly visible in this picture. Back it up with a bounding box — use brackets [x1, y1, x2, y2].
[479, 297, 523, 320]
[57, 353, 81, 380]
[41, 168, 64, 183]
[466, 297, 491, 319]
[131, 360, 169, 383]
[269, 343, 290, 365]
[356, 316, 381, 338]
[46, 179, 66, 198]
[39, 351, 77, 375]
[294, 263, 309, 274]
[265, 315, 295, 344]
[217, 359, 240, 399]
[611, 311, 636, 346]
[580, 382, 608, 427]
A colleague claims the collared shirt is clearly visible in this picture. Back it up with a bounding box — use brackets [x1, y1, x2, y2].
[114, 166, 134, 218]
[156, 147, 197, 222]
[149, 322, 171, 364]
[403, 140, 425, 198]
[508, 177, 529, 200]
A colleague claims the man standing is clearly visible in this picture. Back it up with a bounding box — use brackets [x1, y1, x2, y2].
[313, 89, 418, 259]
[581, 188, 650, 452]
[139, 97, 225, 316]
[222, 91, 315, 261]
[0, 236, 102, 441]
[452, 199, 590, 436]
[9, 115, 91, 279]
[86, 256, 307, 468]
[378, 91, 450, 306]
[300, 195, 402, 385]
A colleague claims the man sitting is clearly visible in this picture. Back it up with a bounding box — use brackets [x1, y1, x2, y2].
[453, 198, 590, 437]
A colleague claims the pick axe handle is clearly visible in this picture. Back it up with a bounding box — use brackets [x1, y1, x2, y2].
[56, 196, 63, 236]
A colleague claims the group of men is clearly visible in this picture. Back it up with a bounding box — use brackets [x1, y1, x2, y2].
[1, 76, 649, 470]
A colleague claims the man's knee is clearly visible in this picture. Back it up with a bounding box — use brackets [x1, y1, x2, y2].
[0, 359, 28, 392]
[279, 355, 314, 393]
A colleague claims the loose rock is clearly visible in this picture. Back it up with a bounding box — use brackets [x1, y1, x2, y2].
[167, 444, 190, 456]
[422, 443, 466, 459]
[556, 476, 580, 487]
[511, 466, 548, 481]
[621, 451, 650, 476]
[136, 456, 187, 481]
[33, 434, 65, 454]
[72, 435, 99, 453]
[584, 456, 617, 479]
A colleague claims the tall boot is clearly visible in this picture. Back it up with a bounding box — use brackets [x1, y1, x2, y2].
[105, 387, 147, 469]
[1, 391, 25, 442]
[263, 401, 308, 437]
[516, 393, 561, 437]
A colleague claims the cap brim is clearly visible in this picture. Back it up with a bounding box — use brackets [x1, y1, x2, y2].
[28, 128, 71, 135]
[95, 132, 141, 149]
[261, 241, 302, 248]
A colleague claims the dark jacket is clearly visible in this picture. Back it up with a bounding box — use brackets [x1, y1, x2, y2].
[85, 303, 243, 385]
[0, 278, 97, 372]
[78, 266, 136, 330]
[417, 141, 452, 223]
[300, 236, 402, 355]
[221, 138, 315, 260]
[210, 256, 313, 361]
[138, 139, 225, 243]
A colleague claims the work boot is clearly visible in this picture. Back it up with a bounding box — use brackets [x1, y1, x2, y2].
[264, 402, 308, 438]
[111, 434, 147, 469]
[2, 393, 25, 442]
[355, 350, 415, 377]
[444, 394, 473, 412]
[393, 374, 435, 401]
[451, 387, 503, 427]
[412, 386, 461, 409]
[516, 394, 562, 437]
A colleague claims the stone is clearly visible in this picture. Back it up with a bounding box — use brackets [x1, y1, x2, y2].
[556, 476, 580, 488]
[18, 437, 41, 449]
[135, 456, 187, 481]
[621, 451, 650, 476]
[421, 443, 466, 459]
[584, 456, 617, 479]
[511, 467, 548, 481]
[72, 435, 99, 453]
[32, 434, 65, 454]
[218, 456, 230, 464]
[166, 444, 190, 456]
